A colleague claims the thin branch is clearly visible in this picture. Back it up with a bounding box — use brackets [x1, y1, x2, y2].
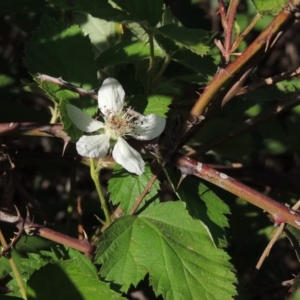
[236, 66, 300, 96]
[152, 54, 172, 86]
[0, 229, 27, 300]
[0, 122, 69, 140]
[248, 199, 300, 288]
[224, 0, 239, 63]
[231, 13, 262, 52]
[77, 197, 84, 240]
[0, 209, 95, 258]
[36, 73, 98, 100]
[129, 173, 158, 215]
[172, 154, 300, 230]
[197, 93, 300, 155]
[146, 31, 155, 93]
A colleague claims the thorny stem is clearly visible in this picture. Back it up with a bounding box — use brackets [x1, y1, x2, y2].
[0, 122, 68, 139]
[236, 66, 300, 96]
[172, 154, 300, 231]
[0, 210, 95, 257]
[0, 229, 27, 300]
[89, 158, 111, 225]
[224, 0, 239, 63]
[36, 73, 98, 100]
[190, 5, 295, 118]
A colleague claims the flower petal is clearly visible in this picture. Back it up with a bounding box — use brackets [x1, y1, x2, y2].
[133, 114, 166, 140]
[98, 78, 125, 116]
[76, 134, 110, 158]
[112, 138, 145, 175]
[66, 104, 104, 132]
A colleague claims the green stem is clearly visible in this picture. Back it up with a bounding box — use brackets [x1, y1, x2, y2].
[89, 158, 111, 225]
[152, 54, 172, 86]
[49, 103, 59, 123]
[0, 230, 27, 300]
[147, 30, 155, 93]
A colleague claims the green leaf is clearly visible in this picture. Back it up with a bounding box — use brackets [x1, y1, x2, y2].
[157, 24, 211, 56]
[96, 40, 161, 68]
[73, 12, 115, 58]
[108, 164, 160, 214]
[26, 249, 125, 299]
[50, 0, 130, 22]
[251, 0, 286, 15]
[25, 15, 98, 136]
[96, 202, 237, 300]
[113, 0, 164, 27]
[6, 251, 50, 298]
[24, 15, 98, 113]
[127, 94, 171, 117]
[22, 82, 56, 104]
[127, 22, 163, 55]
[59, 98, 97, 142]
[172, 48, 217, 75]
[25, 16, 98, 89]
[144, 94, 172, 116]
[165, 167, 230, 247]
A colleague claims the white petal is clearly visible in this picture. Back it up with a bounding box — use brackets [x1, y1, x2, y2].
[98, 78, 125, 116]
[66, 104, 104, 132]
[133, 114, 166, 140]
[112, 138, 145, 175]
[76, 134, 110, 158]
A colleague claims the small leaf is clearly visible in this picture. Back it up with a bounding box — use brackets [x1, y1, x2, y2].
[165, 167, 230, 247]
[73, 12, 115, 58]
[59, 99, 84, 141]
[144, 94, 172, 116]
[96, 202, 237, 300]
[127, 22, 163, 55]
[108, 164, 160, 214]
[251, 0, 286, 15]
[157, 24, 211, 56]
[113, 0, 164, 27]
[127, 94, 171, 117]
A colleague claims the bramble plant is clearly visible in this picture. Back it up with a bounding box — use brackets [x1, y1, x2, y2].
[2, 0, 300, 299]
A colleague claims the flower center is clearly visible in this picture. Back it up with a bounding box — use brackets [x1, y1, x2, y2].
[104, 108, 139, 140]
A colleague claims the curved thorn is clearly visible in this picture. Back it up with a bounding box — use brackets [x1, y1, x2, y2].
[14, 205, 21, 218]
[82, 229, 88, 240]
[26, 206, 31, 221]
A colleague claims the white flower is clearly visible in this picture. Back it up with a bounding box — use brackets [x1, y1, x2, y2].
[66, 78, 166, 175]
